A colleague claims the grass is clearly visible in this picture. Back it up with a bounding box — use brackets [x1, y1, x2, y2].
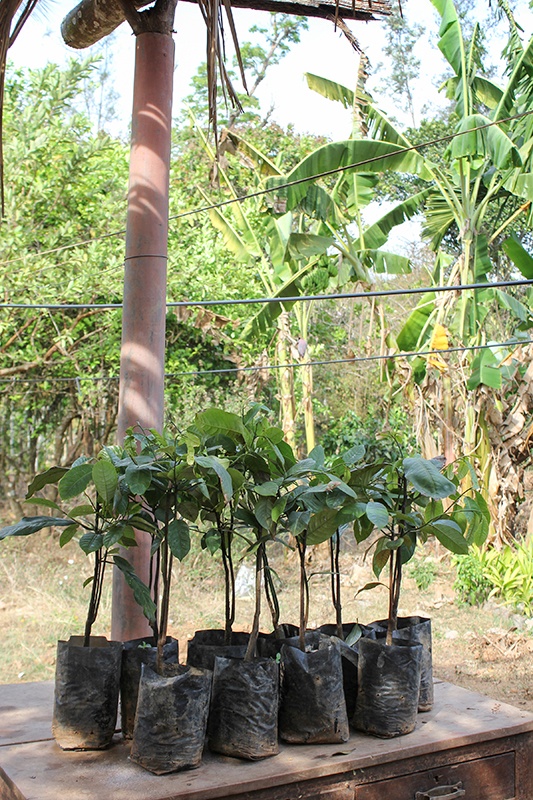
[1, 535, 532, 714]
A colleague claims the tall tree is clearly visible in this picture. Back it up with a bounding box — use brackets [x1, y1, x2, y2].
[374, 2, 423, 127]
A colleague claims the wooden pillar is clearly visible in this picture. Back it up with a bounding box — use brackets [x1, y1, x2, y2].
[111, 29, 174, 642]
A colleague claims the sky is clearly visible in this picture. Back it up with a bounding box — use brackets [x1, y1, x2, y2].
[8, 0, 444, 140]
[8, 1, 533, 139]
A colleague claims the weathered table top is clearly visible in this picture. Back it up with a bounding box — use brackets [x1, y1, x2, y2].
[1, 680, 533, 800]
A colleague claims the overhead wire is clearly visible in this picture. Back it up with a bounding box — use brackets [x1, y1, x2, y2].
[2, 111, 532, 389]
[0, 108, 531, 269]
[1, 278, 532, 311]
[1, 336, 531, 385]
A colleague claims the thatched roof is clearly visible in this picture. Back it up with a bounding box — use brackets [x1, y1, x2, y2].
[61, 0, 392, 49]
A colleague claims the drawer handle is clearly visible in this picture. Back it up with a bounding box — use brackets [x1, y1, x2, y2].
[415, 783, 465, 799]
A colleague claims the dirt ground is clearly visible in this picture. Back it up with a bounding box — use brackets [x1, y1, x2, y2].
[1, 536, 532, 714]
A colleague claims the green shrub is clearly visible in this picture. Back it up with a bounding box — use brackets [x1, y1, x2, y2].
[453, 547, 493, 607]
[320, 407, 416, 462]
[454, 540, 533, 616]
[407, 558, 438, 592]
[483, 538, 533, 617]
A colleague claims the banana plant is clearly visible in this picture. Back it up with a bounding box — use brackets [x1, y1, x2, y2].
[191, 112, 425, 451]
[305, 0, 533, 541]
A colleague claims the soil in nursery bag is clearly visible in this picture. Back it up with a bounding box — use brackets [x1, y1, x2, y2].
[120, 636, 179, 739]
[187, 629, 249, 670]
[52, 635, 122, 750]
[353, 636, 423, 738]
[208, 655, 279, 760]
[278, 633, 349, 744]
[130, 663, 212, 775]
[369, 616, 434, 711]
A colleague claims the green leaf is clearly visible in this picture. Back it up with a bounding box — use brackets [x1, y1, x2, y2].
[92, 460, 118, 504]
[362, 249, 411, 276]
[282, 511, 306, 538]
[306, 507, 339, 546]
[68, 504, 95, 518]
[354, 581, 386, 597]
[103, 524, 128, 549]
[58, 463, 93, 500]
[168, 519, 190, 561]
[113, 555, 156, 624]
[176, 498, 200, 522]
[502, 236, 533, 279]
[272, 496, 287, 523]
[352, 514, 375, 544]
[448, 114, 522, 169]
[396, 293, 436, 352]
[194, 455, 234, 502]
[365, 501, 389, 530]
[125, 464, 153, 495]
[308, 445, 325, 468]
[59, 524, 79, 547]
[403, 457, 456, 499]
[467, 349, 501, 391]
[267, 139, 431, 211]
[79, 532, 104, 554]
[341, 445, 365, 466]
[305, 73, 355, 109]
[26, 466, 68, 498]
[254, 496, 275, 531]
[495, 290, 529, 323]
[195, 408, 246, 439]
[0, 516, 72, 540]
[128, 514, 157, 534]
[429, 518, 469, 554]
[424, 499, 444, 523]
[24, 497, 60, 511]
[202, 529, 221, 554]
[372, 544, 391, 578]
[467, 76, 503, 108]
[254, 481, 280, 497]
[344, 624, 363, 646]
[431, 0, 465, 77]
[385, 537, 404, 550]
[287, 232, 334, 260]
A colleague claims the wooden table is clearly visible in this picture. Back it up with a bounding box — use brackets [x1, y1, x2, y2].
[1, 680, 532, 799]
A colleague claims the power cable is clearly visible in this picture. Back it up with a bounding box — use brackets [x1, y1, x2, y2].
[1, 278, 532, 311]
[1, 337, 530, 385]
[0, 108, 531, 268]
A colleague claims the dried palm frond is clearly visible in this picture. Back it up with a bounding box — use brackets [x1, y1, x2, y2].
[196, 0, 246, 145]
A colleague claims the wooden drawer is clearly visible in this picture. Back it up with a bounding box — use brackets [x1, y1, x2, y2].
[355, 751, 515, 800]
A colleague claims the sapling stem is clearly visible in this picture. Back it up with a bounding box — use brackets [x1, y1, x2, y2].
[148, 536, 159, 642]
[330, 531, 343, 639]
[262, 547, 280, 635]
[83, 504, 105, 647]
[219, 519, 235, 646]
[84, 548, 105, 647]
[157, 533, 172, 674]
[297, 534, 309, 652]
[244, 544, 262, 662]
[387, 473, 407, 645]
